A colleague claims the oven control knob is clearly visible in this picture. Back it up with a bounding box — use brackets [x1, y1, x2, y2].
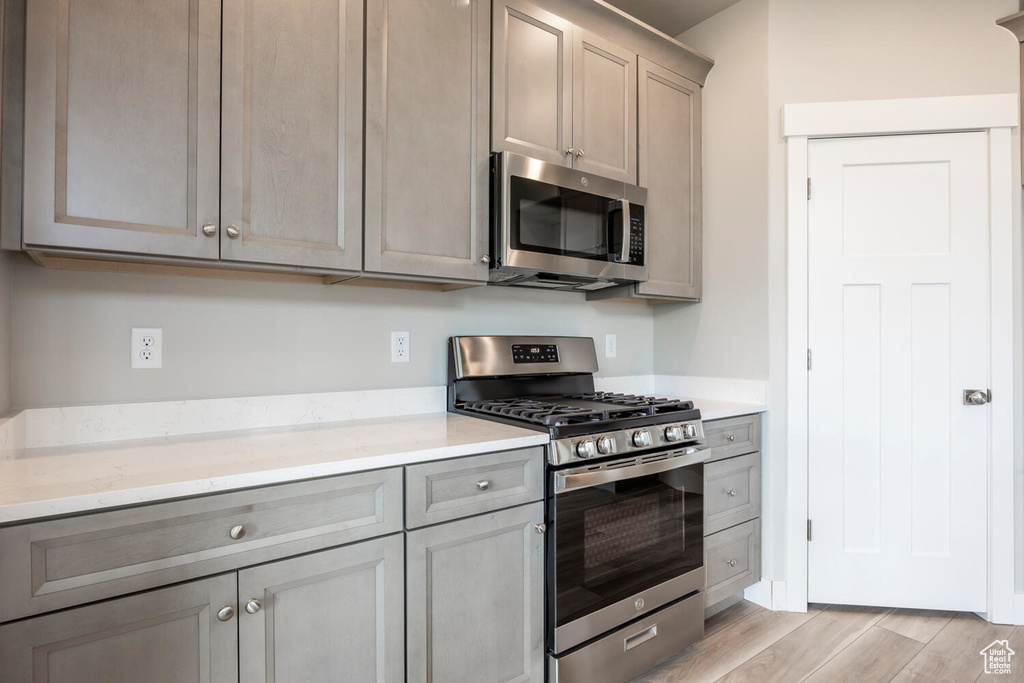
[684, 423, 699, 439]
[597, 436, 616, 455]
[632, 430, 652, 448]
[576, 440, 597, 459]
[664, 425, 684, 442]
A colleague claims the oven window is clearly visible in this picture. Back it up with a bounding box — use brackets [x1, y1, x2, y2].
[552, 466, 703, 629]
[510, 176, 612, 261]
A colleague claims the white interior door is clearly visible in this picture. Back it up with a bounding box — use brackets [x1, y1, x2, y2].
[807, 131, 989, 611]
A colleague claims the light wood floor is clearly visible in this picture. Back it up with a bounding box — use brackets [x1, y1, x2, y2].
[629, 601, 1023, 683]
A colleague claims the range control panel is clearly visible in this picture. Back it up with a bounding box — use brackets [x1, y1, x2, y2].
[512, 344, 559, 364]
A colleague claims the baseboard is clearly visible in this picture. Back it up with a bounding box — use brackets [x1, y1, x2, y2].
[770, 580, 790, 611]
[743, 579, 772, 609]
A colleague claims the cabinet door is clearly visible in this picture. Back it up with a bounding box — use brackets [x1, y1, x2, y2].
[22, 0, 221, 259]
[220, 0, 362, 273]
[0, 574, 237, 683]
[407, 502, 545, 683]
[492, 0, 572, 166]
[364, 0, 490, 282]
[636, 57, 702, 300]
[571, 29, 636, 183]
[238, 535, 404, 683]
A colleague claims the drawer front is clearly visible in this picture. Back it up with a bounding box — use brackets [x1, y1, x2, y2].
[405, 447, 544, 528]
[705, 519, 760, 608]
[703, 414, 761, 462]
[0, 468, 402, 622]
[704, 452, 761, 535]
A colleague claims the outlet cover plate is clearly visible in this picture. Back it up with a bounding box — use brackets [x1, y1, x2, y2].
[391, 330, 410, 363]
[605, 333, 617, 358]
[131, 327, 163, 369]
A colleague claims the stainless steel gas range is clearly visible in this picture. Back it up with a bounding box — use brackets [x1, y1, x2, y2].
[447, 335, 708, 683]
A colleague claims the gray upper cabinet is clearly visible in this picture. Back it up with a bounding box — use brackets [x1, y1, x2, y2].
[492, 0, 573, 166]
[22, 0, 222, 260]
[238, 536, 404, 683]
[492, 0, 637, 182]
[364, 0, 490, 282]
[219, 0, 363, 272]
[0, 574, 238, 683]
[407, 502, 545, 683]
[571, 28, 636, 183]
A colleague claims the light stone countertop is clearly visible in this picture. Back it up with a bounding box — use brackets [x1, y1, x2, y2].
[692, 399, 767, 422]
[0, 413, 548, 525]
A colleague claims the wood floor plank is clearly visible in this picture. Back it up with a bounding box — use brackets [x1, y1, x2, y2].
[877, 608, 956, 644]
[628, 606, 822, 683]
[802, 626, 923, 683]
[714, 605, 891, 683]
[890, 613, 1013, 683]
[704, 600, 764, 639]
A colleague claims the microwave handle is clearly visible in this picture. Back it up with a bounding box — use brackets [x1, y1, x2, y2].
[617, 199, 631, 263]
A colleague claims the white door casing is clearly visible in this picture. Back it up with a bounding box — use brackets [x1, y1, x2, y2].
[807, 132, 989, 611]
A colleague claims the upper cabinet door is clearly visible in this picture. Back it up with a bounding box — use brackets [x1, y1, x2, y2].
[636, 57, 702, 300]
[492, 0, 573, 166]
[22, 0, 221, 259]
[571, 29, 636, 183]
[364, 0, 490, 282]
[220, 0, 363, 273]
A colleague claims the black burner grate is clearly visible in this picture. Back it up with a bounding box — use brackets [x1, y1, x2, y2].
[459, 392, 694, 428]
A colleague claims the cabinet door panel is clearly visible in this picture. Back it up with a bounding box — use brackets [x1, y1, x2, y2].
[239, 536, 404, 683]
[364, 0, 489, 281]
[492, 0, 572, 166]
[0, 575, 237, 683]
[636, 57, 702, 300]
[23, 0, 220, 259]
[572, 29, 636, 183]
[407, 502, 544, 683]
[220, 0, 362, 272]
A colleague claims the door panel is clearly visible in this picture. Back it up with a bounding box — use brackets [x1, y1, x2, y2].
[364, 0, 489, 281]
[23, 0, 220, 259]
[238, 536, 404, 683]
[807, 132, 989, 611]
[0, 575, 237, 683]
[220, 0, 363, 271]
[571, 28, 635, 183]
[491, 0, 572, 166]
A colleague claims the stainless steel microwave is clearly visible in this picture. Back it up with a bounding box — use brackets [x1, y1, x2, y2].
[489, 152, 648, 291]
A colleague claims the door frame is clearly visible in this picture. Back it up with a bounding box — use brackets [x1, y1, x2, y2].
[783, 94, 1019, 623]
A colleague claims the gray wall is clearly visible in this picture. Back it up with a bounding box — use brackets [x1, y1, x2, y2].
[11, 257, 654, 407]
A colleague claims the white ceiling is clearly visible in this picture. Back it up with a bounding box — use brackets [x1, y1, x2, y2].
[603, 0, 743, 37]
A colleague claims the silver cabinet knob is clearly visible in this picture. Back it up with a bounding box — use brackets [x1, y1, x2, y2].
[480, 254, 491, 264]
[230, 525, 246, 540]
[245, 599, 262, 615]
[476, 480, 490, 491]
[576, 440, 597, 459]
[564, 147, 576, 156]
[726, 434, 736, 442]
[217, 606, 235, 621]
[226, 224, 240, 239]
[576, 148, 585, 158]
[202, 222, 217, 237]
[534, 523, 547, 534]
[726, 559, 737, 567]
[964, 389, 990, 405]
[727, 489, 737, 497]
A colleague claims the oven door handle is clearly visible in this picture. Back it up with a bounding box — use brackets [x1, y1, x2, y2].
[554, 447, 706, 492]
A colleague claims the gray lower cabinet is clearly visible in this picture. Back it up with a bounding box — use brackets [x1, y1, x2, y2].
[407, 502, 546, 683]
[0, 574, 239, 683]
[239, 535, 405, 683]
[363, 0, 490, 283]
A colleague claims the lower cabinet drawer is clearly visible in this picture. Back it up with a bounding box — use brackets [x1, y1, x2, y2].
[705, 519, 761, 608]
[548, 592, 704, 683]
[0, 468, 402, 622]
[703, 414, 761, 462]
[405, 447, 544, 528]
[704, 452, 761, 535]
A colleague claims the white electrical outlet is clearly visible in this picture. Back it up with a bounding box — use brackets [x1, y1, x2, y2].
[391, 331, 410, 363]
[605, 333, 617, 358]
[131, 327, 163, 369]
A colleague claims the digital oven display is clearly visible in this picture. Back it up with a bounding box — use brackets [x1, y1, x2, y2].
[511, 344, 559, 364]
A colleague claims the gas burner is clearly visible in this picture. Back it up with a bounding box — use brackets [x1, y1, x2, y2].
[565, 392, 694, 412]
[460, 398, 610, 427]
[459, 393, 695, 429]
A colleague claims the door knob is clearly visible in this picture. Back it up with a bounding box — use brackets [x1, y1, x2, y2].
[226, 224, 240, 239]
[963, 389, 991, 406]
[202, 222, 217, 237]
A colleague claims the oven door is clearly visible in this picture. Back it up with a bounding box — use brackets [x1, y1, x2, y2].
[548, 447, 706, 654]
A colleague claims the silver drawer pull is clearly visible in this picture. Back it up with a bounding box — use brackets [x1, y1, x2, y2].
[726, 434, 736, 442]
[230, 525, 246, 540]
[727, 489, 737, 497]
[245, 598, 262, 614]
[217, 606, 235, 622]
[726, 559, 737, 567]
[624, 624, 658, 651]
[476, 480, 490, 491]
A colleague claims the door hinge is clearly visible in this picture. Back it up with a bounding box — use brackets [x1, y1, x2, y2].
[807, 519, 812, 541]
[807, 177, 812, 200]
[807, 349, 812, 371]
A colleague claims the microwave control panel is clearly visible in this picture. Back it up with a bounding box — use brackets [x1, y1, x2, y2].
[626, 205, 645, 265]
